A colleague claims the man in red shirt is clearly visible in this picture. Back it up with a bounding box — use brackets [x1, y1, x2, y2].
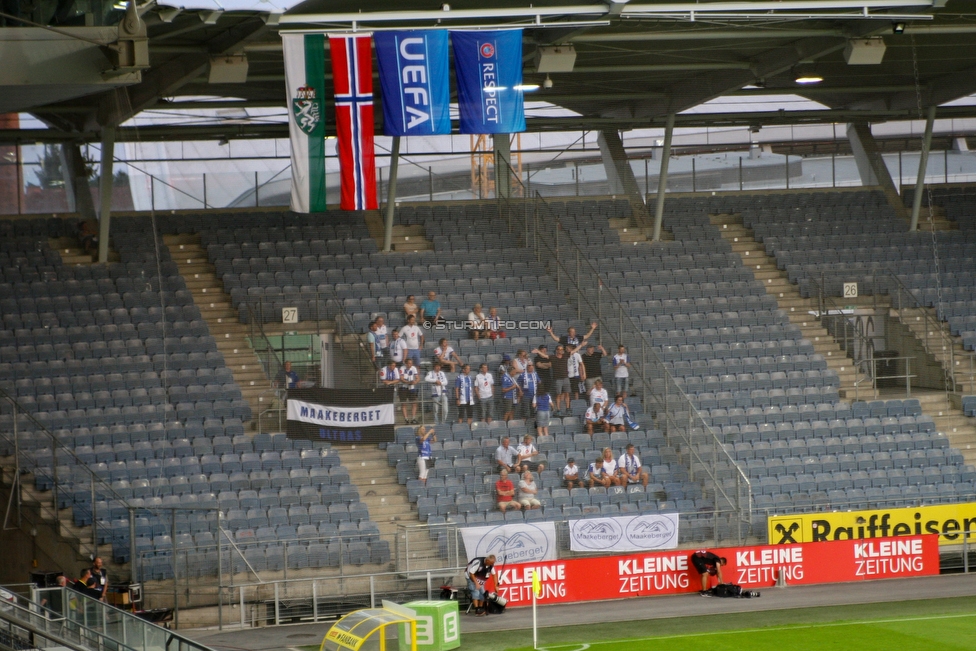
[495, 469, 521, 513]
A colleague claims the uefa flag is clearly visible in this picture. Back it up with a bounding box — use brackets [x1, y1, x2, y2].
[374, 30, 451, 136]
[329, 33, 378, 211]
[282, 33, 327, 213]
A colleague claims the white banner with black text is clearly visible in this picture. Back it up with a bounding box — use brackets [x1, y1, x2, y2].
[286, 387, 394, 444]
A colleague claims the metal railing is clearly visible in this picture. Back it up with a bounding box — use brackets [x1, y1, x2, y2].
[853, 356, 918, 401]
[493, 157, 753, 537]
[26, 585, 215, 651]
[798, 269, 970, 394]
[243, 290, 376, 392]
[0, 387, 134, 559]
[887, 272, 959, 392]
[808, 274, 881, 363]
[220, 567, 463, 628]
[0, 589, 137, 651]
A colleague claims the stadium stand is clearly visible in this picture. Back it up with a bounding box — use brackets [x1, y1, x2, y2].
[6, 190, 976, 572]
[0, 216, 386, 578]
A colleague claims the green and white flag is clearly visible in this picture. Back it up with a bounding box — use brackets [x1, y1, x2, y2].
[282, 33, 327, 213]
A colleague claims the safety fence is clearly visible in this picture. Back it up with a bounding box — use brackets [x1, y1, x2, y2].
[492, 156, 754, 540]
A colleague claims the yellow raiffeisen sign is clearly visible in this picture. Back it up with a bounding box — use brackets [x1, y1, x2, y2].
[768, 502, 976, 546]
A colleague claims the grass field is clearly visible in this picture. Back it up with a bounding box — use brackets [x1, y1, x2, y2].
[458, 596, 976, 651]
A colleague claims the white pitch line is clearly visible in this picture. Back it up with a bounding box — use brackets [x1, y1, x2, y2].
[537, 611, 976, 650]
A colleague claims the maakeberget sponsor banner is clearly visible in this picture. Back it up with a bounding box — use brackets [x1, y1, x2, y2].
[460, 522, 557, 565]
[768, 501, 976, 545]
[286, 387, 394, 444]
[493, 535, 939, 608]
[568, 513, 679, 553]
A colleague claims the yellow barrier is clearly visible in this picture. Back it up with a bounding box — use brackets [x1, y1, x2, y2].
[768, 502, 976, 545]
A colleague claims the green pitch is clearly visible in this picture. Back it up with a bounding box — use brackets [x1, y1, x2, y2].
[458, 596, 976, 651]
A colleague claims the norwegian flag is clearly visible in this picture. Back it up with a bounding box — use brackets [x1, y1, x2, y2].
[330, 34, 378, 211]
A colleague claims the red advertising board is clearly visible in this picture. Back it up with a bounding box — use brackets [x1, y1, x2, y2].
[494, 535, 939, 608]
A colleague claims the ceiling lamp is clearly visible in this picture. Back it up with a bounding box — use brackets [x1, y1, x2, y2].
[793, 64, 823, 85]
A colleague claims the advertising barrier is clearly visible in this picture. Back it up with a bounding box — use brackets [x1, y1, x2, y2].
[460, 522, 557, 565]
[494, 535, 939, 608]
[768, 502, 976, 545]
[568, 513, 679, 553]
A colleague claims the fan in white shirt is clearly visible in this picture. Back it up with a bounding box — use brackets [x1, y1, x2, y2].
[399, 359, 420, 424]
[433, 338, 462, 372]
[425, 362, 449, 424]
[399, 315, 424, 365]
[566, 346, 585, 400]
[389, 330, 408, 364]
[617, 443, 649, 486]
[588, 380, 609, 407]
[474, 364, 495, 424]
[515, 435, 544, 473]
[600, 447, 620, 482]
[613, 346, 631, 397]
[468, 304, 487, 340]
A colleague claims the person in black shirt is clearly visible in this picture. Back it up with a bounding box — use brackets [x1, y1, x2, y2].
[532, 345, 553, 393]
[582, 343, 606, 392]
[545, 322, 598, 350]
[466, 555, 498, 616]
[90, 557, 108, 600]
[690, 550, 727, 595]
[70, 569, 103, 600]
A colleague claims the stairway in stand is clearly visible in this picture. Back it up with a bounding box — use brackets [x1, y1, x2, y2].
[711, 212, 976, 465]
[711, 213, 866, 396]
[336, 445, 442, 571]
[609, 210, 674, 244]
[164, 234, 280, 431]
[164, 234, 439, 568]
[363, 210, 434, 252]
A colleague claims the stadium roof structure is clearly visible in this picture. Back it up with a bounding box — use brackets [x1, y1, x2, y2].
[3, 0, 976, 142]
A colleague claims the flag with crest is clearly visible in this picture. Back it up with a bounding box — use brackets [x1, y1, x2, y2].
[282, 33, 327, 213]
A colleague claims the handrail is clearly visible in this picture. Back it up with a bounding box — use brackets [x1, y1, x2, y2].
[242, 289, 376, 390]
[0, 386, 131, 559]
[29, 585, 216, 651]
[852, 356, 917, 401]
[885, 271, 958, 392]
[494, 157, 752, 533]
[806, 275, 879, 373]
[246, 303, 287, 391]
[0, 590, 136, 651]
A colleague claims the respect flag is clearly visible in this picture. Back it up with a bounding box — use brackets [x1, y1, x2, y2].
[374, 30, 451, 136]
[329, 33, 378, 210]
[451, 29, 526, 134]
[282, 33, 327, 213]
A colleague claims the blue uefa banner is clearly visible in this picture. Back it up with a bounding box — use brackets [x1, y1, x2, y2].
[451, 29, 526, 134]
[375, 30, 451, 136]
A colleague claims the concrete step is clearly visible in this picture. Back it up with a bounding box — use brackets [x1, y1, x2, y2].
[336, 444, 425, 529]
[713, 213, 868, 397]
[163, 234, 273, 422]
